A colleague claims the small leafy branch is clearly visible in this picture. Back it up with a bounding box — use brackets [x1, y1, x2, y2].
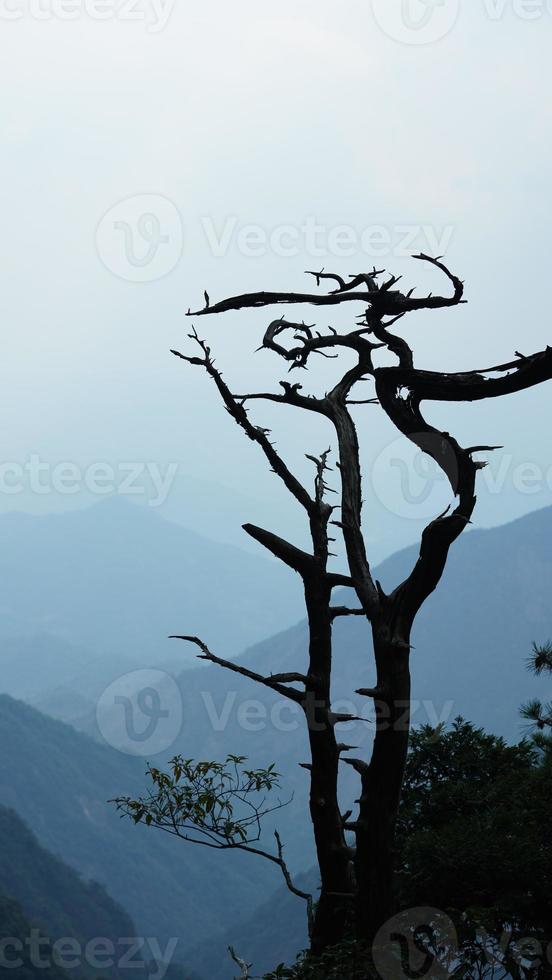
[527, 640, 552, 677]
[113, 755, 281, 844]
[521, 641, 552, 747]
[111, 755, 314, 933]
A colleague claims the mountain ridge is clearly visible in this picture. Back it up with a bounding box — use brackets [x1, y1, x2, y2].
[0, 496, 306, 662]
[0, 694, 273, 962]
[0, 805, 137, 979]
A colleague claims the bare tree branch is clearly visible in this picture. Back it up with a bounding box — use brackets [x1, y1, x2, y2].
[274, 830, 315, 937]
[325, 362, 381, 618]
[228, 947, 252, 979]
[170, 635, 305, 703]
[171, 333, 314, 514]
[186, 255, 465, 319]
[379, 345, 552, 404]
[330, 606, 366, 620]
[242, 523, 317, 577]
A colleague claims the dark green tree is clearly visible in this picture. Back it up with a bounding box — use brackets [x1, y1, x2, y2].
[521, 642, 552, 753]
[396, 719, 552, 978]
[264, 719, 552, 979]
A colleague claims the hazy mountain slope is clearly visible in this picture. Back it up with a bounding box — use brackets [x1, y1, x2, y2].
[0, 806, 136, 979]
[171, 502, 552, 742]
[0, 895, 70, 979]
[56, 506, 552, 978]
[181, 511, 552, 978]
[2, 508, 551, 977]
[0, 696, 274, 962]
[0, 633, 177, 730]
[186, 869, 318, 980]
[111, 507, 552, 870]
[0, 636, 91, 702]
[0, 497, 304, 660]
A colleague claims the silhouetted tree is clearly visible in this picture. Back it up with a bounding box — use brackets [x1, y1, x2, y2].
[119, 256, 552, 952]
[397, 719, 552, 979]
[264, 720, 552, 979]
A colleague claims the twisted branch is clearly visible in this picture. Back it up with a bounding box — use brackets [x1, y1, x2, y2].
[187, 254, 465, 319]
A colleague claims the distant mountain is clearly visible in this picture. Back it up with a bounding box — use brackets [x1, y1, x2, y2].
[176, 506, 552, 977]
[41, 506, 548, 972]
[33, 507, 552, 864]
[0, 636, 91, 703]
[0, 895, 70, 979]
[102, 506, 552, 883]
[0, 633, 191, 729]
[0, 806, 136, 979]
[0, 497, 305, 660]
[187, 869, 318, 980]
[2, 507, 551, 978]
[0, 696, 275, 969]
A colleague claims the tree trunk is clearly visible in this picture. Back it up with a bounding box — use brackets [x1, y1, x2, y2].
[355, 625, 411, 943]
[304, 579, 354, 954]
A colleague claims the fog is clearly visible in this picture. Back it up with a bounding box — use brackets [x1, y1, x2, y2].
[1, 0, 551, 558]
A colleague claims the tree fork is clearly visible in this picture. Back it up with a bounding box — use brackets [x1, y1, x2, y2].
[172, 257, 552, 953]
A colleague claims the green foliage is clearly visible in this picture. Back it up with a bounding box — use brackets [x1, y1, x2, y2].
[397, 718, 552, 973]
[522, 642, 552, 753]
[0, 695, 271, 957]
[527, 640, 552, 676]
[263, 942, 374, 980]
[264, 719, 552, 979]
[113, 755, 282, 848]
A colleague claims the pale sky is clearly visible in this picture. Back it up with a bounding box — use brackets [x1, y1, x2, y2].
[1, 0, 551, 561]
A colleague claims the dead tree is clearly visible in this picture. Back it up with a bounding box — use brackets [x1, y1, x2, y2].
[170, 339, 357, 952]
[173, 254, 552, 946]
